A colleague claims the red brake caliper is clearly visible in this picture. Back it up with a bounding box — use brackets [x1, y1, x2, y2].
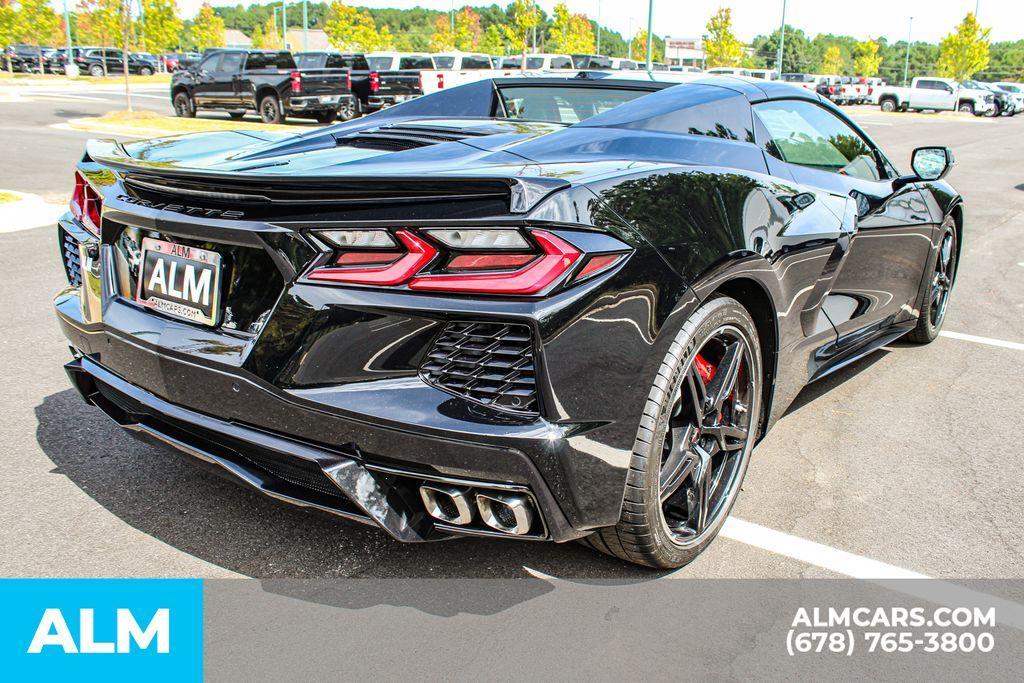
[694, 353, 716, 383]
[694, 353, 724, 422]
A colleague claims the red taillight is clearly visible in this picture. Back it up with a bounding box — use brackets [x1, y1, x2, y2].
[290, 70, 301, 93]
[571, 253, 624, 283]
[307, 230, 436, 285]
[868, 87, 873, 96]
[437, 72, 444, 89]
[345, 71, 352, 90]
[408, 231, 581, 295]
[369, 71, 380, 93]
[70, 171, 101, 235]
[307, 229, 625, 295]
[418, 71, 423, 91]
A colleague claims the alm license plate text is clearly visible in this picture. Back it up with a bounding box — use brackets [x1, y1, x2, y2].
[136, 237, 222, 326]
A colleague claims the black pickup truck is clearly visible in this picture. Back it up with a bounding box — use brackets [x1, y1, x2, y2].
[294, 51, 368, 120]
[170, 49, 356, 124]
[364, 53, 433, 111]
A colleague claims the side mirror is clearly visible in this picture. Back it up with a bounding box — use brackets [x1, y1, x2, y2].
[911, 146, 955, 181]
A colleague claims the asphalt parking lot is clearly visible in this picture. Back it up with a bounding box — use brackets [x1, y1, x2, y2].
[1, 88, 1022, 581]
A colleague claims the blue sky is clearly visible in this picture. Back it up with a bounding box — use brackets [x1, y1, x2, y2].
[55, 0, 1024, 44]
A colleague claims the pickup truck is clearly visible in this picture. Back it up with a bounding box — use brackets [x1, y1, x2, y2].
[875, 76, 995, 116]
[365, 52, 435, 111]
[295, 50, 369, 120]
[171, 49, 356, 124]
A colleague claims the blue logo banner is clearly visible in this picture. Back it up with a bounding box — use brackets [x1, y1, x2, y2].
[0, 579, 203, 681]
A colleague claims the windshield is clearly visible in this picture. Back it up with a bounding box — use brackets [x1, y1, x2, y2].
[295, 54, 325, 69]
[782, 73, 814, 83]
[998, 84, 1022, 93]
[367, 56, 392, 70]
[434, 56, 455, 69]
[399, 56, 434, 69]
[499, 85, 649, 124]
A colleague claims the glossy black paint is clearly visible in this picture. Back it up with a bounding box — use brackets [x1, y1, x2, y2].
[55, 76, 962, 541]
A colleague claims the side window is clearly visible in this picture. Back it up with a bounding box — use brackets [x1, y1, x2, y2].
[550, 57, 573, 69]
[198, 54, 221, 72]
[754, 100, 882, 181]
[219, 52, 243, 72]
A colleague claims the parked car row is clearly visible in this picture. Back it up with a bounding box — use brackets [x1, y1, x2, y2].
[875, 77, 1021, 117]
[3, 43, 204, 75]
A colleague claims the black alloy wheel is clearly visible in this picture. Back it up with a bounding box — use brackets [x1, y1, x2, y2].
[335, 98, 357, 122]
[582, 296, 762, 568]
[173, 92, 195, 118]
[259, 95, 283, 124]
[658, 326, 755, 544]
[909, 219, 957, 343]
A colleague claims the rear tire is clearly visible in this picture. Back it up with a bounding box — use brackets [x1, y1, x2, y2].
[259, 94, 283, 124]
[907, 218, 957, 344]
[583, 296, 763, 569]
[139, 66, 153, 76]
[88, 64, 104, 78]
[173, 92, 195, 118]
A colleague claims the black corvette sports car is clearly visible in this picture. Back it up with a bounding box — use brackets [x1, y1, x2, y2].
[54, 75, 960, 568]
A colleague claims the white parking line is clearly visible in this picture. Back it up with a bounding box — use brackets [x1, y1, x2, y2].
[522, 518, 1024, 630]
[718, 518, 927, 578]
[939, 330, 1024, 351]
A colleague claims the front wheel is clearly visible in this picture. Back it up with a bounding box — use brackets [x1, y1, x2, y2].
[958, 102, 975, 115]
[88, 64, 104, 78]
[173, 92, 195, 118]
[259, 95, 283, 124]
[907, 219, 957, 344]
[582, 296, 763, 569]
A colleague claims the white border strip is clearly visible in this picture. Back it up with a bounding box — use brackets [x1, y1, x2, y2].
[940, 330, 1024, 351]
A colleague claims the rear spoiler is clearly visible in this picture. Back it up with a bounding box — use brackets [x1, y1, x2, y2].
[85, 138, 570, 214]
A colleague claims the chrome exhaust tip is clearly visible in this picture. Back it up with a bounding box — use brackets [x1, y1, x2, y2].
[419, 484, 474, 525]
[475, 492, 534, 536]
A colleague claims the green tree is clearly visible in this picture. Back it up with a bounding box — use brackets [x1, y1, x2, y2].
[188, 2, 225, 51]
[479, 23, 505, 55]
[937, 12, 990, 81]
[252, 14, 281, 49]
[853, 39, 882, 76]
[548, 2, 593, 54]
[703, 7, 742, 68]
[139, 0, 182, 53]
[752, 25, 815, 73]
[454, 6, 482, 51]
[0, 3, 19, 72]
[428, 14, 452, 51]
[631, 29, 664, 64]
[820, 45, 843, 74]
[503, 0, 539, 70]
[325, 1, 392, 52]
[18, 0, 62, 69]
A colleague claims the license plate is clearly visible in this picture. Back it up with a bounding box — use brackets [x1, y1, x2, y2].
[136, 237, 222, 326]
[318, 95, 339, 104]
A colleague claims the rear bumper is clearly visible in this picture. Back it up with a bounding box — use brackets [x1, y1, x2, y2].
[367, 93, 419, 109]
[287, 93, 355, 113]
[63, 352, 567, 542]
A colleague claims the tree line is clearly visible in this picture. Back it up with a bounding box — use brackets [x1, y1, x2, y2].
[2, 1, 1020, 83]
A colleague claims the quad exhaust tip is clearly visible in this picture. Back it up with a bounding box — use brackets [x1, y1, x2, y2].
[419, 484, 474, 526]
[475, 492, 534, 536]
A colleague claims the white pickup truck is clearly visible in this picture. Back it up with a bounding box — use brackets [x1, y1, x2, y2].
[875, 76, 995, 116]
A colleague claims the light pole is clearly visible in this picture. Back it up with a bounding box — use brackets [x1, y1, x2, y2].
[302, 0, 308, 51]
[775, 0, 787, 77]
[903, 16, 912, 86]
[281, 1, 287, 49]
[645, 0, 653, 70]
[596, 0, 602, 56]
[62, 0, 73, 50]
